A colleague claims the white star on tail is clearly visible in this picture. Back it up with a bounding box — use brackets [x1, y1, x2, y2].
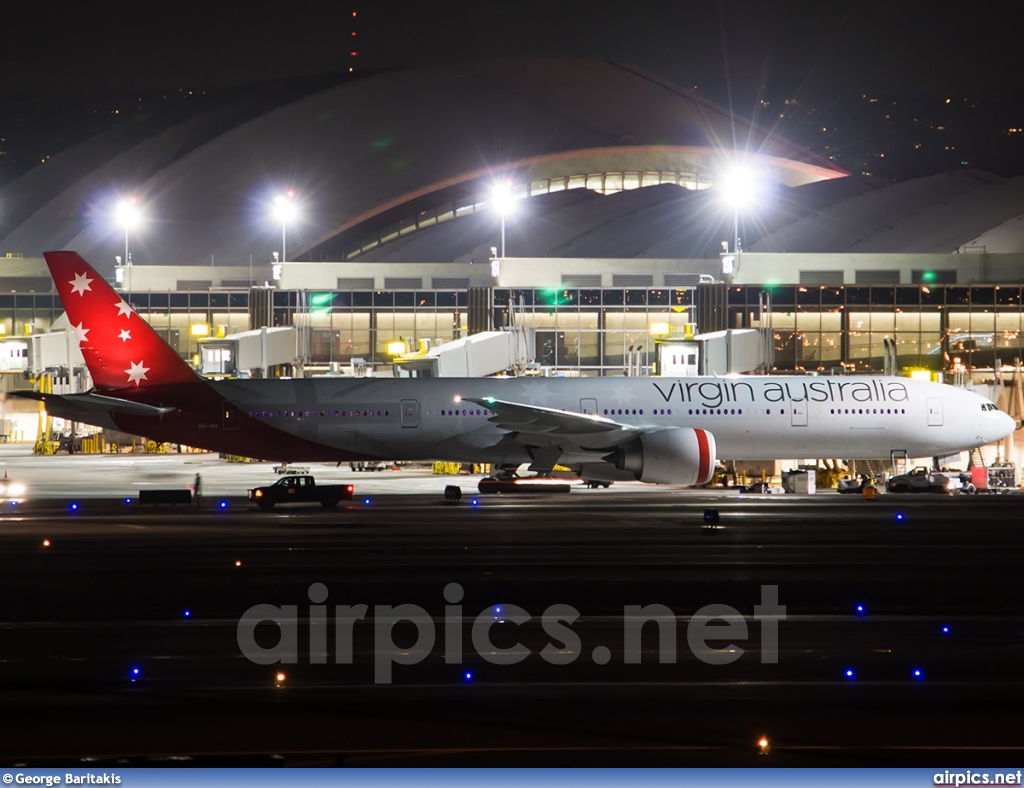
[125, 360, 149, 386]
[68, 272, 93, 296]
[72, 322, 90, 344]
[115, 299, 133, 318]
[118, 330, 132, 342]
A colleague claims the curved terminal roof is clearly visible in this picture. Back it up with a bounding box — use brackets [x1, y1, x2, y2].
[353, 170, 1024, 263]
[3, 58, 1023, 271]
[1, 58, 842, 273]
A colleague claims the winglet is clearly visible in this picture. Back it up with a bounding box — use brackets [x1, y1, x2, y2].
[44, 251, 199, 391]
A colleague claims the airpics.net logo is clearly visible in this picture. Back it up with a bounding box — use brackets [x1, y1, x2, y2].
[236, 583, 786, 684]
[934, 772, 1024, 786]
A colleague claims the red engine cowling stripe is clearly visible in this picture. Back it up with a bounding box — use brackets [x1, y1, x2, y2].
[695, 429, 711, 484]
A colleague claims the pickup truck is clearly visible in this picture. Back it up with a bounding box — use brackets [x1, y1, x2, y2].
[249, 475, 354, 509]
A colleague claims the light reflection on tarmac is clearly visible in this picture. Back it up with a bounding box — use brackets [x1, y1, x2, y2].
[0, 445, 488, 498]
[2, 444, 1024, 766]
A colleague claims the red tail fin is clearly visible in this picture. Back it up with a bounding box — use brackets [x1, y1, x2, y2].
[45, 251, 199, 391]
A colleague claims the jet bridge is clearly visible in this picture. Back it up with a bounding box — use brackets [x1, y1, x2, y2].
[657, 329, 767, 376]
[199, 326, 297, 377]
[393, 329, 534, 377]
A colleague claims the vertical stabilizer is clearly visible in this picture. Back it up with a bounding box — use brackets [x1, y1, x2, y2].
[44, 251, 199, 391]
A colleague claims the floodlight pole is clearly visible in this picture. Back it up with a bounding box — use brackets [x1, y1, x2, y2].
[124, 227, 131, 291]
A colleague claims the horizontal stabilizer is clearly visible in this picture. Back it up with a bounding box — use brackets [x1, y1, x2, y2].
[9, 391, 175, 419]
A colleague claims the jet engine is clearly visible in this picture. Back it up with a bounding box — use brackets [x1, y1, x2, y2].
[605, 427, 717, 486]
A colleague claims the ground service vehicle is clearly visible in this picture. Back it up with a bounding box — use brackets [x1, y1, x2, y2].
[249, 475, 354, 509]
[837, 474, 874, 494]
[885, 467, 959, 494]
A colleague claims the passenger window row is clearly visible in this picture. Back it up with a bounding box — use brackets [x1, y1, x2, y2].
[249, 409, 391, 418]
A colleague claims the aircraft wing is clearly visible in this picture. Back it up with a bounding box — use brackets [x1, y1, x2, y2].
[462, 396, 642, 448]
[8, 391, 174, 428]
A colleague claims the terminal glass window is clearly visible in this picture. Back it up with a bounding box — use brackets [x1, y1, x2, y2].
[579, 310, 600, 331]
[648, 311, 693, 335]
[672, 289, 693, 307]
[997, 313, 1023, 355]
[578, 331, 601, 367]
[332, 313, 371, 362]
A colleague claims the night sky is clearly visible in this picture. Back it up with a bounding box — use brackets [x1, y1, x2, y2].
[3, 1, 1023, 184]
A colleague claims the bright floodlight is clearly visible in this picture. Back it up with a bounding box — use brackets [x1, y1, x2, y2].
[272, 191, 299, 262]
[490, 181, 517, 257]
[116, 197, 140, 230]
[273, 191, 298, 224]
[116, 197, 141, 274]
[718, 166, 759, 209]
[490, 181, 516, 215]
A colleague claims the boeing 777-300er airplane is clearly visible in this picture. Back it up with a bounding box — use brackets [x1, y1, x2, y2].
[11, 252, 1016, 486]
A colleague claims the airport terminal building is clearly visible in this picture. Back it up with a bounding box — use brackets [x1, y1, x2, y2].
[3, 250, 1024, 379]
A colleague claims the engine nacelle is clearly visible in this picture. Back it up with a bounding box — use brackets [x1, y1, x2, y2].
[606, 428, 717, 485]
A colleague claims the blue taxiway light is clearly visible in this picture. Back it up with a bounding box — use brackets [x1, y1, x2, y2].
[942, 625, 951, 634]
[913, 668, 924, 679]
[855, 604, 866, 615]
[69, 502, 79, 511]
[184, 610, 191, 618]
[218, 500, 228, 509]
[895, 512, 905, 521]
[495, 606, 503, 615]
[471, 498, 479, 506]
[10, 501, 16, 507]
[125, 498, 132, 504]
[364, 498, 371, 505]
[463, 671, 473, 682]
[845, 669, 855, 679]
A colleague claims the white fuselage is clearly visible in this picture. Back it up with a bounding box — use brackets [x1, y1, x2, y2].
[209, 375, 1013, 464]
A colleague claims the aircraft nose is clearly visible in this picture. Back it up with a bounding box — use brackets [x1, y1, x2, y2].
[998, 411, 1017, 440]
